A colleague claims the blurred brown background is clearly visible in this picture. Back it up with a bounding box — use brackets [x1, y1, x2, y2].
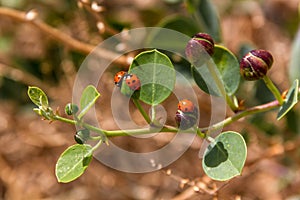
[0, 0, 300, 199]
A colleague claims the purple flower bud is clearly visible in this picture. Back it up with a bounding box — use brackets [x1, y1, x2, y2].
[240, 49, 274, 81]
[185, 33, 215, 67]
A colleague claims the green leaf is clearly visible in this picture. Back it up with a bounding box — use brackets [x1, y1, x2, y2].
[78, 85, 100, 119]
[185, 0, 221, 42]
[125, 49, 176, 105]
[289, 28, 300, 82]
[192, 45, 240, 96]
[55, 144, 93, 183]
[146, 19, 194, 53]
[156, 14, 200, 37]
[277, 79, 299, 120]
[27, 86, 49, 107]
[163, 0, 183, 3]
[202, 131, 247, 181]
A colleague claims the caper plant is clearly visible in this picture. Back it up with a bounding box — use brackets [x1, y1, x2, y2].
[28, 31, 299, 183]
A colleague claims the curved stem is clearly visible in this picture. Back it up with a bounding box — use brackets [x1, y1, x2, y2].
[91, 138, 103, 152]
[53, 114, 178, 137]
[196, 128, 206, 138]
[53, 115, 76, 125]
[132, 98, 151, 124]
[206, 60, 239, 111]
[53, 99, 281, 139]
[263, 76, 284, 105]
[201, 100, 280, 133]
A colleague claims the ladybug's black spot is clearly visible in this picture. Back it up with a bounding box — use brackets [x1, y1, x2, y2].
[132, 80, 136, 83]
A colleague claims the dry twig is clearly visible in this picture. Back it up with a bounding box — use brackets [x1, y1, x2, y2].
[0, 7, 129, 66]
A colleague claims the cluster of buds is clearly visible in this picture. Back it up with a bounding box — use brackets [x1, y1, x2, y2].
[185, 32, 274, 81]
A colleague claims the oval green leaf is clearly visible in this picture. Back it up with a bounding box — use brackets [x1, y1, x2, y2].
[277, 79, 299, 120]
[55, 144, 93, 183]
[192, 45, 240, 96]
[78, 85, 100, 119]
[126, 49, 176, 105]
[185, 0, 221, 42]
[202, 131, 247, 181]
[28, 86, 49, 107]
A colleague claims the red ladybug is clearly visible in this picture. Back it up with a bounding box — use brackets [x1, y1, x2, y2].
[124, 73, 141, 91]
[114, 71, 127, 87]
[178, 99, 195, 113]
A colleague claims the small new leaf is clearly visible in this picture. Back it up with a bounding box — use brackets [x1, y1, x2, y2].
[277, 79, 299, 120]
[55, 144, 93, 183]
[28, 86, 49, 107]
[78, 85, 100, 119]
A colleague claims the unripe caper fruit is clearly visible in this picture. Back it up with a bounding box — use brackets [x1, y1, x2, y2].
[240, 49, 274, 81]
[185, 33, 215, 67]
[74, 129, 90, 144]
[65, 103, 79, 115]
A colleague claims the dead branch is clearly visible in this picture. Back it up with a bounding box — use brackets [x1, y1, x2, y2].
[0, 7, 129, 66]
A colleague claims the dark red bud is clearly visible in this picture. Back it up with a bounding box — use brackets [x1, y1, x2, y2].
[240, 49, 273, 81]
[74, 129, 90, 144]
[175, 109, 198, 130]
[185, 33, 215, 67]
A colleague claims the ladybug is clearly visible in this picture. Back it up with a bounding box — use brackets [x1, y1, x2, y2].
[114, 71, 127, 87]
[178, 99, 195, 113]
[124, 73, 141, 91]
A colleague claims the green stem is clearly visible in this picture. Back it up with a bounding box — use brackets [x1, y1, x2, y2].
[53, 115, 76, 125]
[53, 99, 280, 139]
[263, 76, 284, 105]
[104, 126, 177, 137]
[206, 60, 239, 111]
[91, 138, 103, 152]
[132, 98, 151, 124]
[53, 113, 208, 138]
[201, 100, 280, 133]
[53, 114, 179, 137]
[196, 128, 206, 138]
